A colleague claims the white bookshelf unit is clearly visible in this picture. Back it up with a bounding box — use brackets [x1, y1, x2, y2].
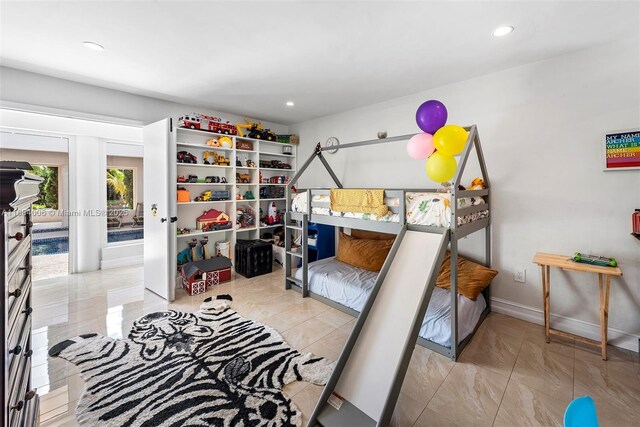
[174, 126, 296, 266]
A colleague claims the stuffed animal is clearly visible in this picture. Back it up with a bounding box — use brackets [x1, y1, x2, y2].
[469, 178, 486, 190]
[206, 138, 221, 147]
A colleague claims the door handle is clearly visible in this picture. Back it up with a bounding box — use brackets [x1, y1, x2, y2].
[161, 218, 167, 223]
[170, 217, 178, 223]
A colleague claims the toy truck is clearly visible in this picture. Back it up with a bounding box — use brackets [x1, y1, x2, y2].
[178, 113, 238, 135]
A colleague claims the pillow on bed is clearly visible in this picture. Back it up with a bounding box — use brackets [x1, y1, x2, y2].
[336, 232, 394, 272]
[349, 229, 396, 241]
[436, 251, 498, 300]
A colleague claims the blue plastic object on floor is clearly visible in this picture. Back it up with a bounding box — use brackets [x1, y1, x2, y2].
[564, 396, 598, 427]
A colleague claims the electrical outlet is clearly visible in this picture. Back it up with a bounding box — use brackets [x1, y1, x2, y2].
[514, 268, 526, 283]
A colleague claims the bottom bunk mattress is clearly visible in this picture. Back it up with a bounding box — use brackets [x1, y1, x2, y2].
[294, 257, 486, 348]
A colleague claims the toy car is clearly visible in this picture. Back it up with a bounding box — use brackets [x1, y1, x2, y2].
[236, 173, 250, 183]
[195, 190, 212, 202]
[205, 176, 220, 183]
[187, 175, 198, 183]
[177, 175, 187, 183]
[177, 151, 197, 163]
[211, 190, 230, 201]
[572, 253, 617, 267]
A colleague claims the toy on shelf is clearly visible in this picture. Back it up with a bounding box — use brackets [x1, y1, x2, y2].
[244, 190, 255, 200]
[260, 186, 285, 199]
[177, 187, 191, 203]
[259, 159, 292, 169]
[205, 176, 227, 183]
[236, 158, 242, 167]
[177, 175, 187, 183]
[177, 227, 192, 235]
[187, 175, 198, 183]
[180, 257, 233, 295]
[246, 159, 256, 168]
[236, 206, 256, 229]
[177, 151, 197, 163]
[269, 175, 286, 184]
[236, 139, 254, 151]
[178, 113, 237, 135]
[204, 151, 230, 166]
[195, 190, 212, 202]
[235, 119, 278, 141]
[197, 208, 231, 230]
[572, 253, 618, 267]
[202, 221, 232, 232]
[206, 136, 233, 148]
[177, 238, 198, 266]
[211, 190, 230, 201]
[236, 173, 251, 183]
[277, 134, 299, 145]
[198, 236, 212, 260]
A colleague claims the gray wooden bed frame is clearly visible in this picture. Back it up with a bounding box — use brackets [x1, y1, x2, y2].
[283, 125, 491, 361]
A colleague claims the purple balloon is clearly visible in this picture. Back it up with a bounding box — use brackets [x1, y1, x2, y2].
[416, 100, 448, 134]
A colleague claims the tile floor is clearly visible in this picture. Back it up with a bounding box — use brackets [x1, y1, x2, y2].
[32, 266, 640, 426]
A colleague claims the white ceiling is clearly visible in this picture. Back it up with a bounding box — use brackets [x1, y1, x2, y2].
[1, 1, 638, 125]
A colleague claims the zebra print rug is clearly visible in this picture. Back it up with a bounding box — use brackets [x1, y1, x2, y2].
[49, 295, 335, 426]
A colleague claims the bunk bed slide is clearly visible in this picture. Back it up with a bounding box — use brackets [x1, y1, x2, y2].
[310, 229, 449, 427]
[294, 256, 486, 347]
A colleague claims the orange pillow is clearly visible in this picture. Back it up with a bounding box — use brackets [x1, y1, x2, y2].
[436, 251, 498, 300]
[336, 232, 394, 272]
[349, 229, 396, 241]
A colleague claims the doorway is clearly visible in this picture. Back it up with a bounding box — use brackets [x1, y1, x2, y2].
[0, 132, 70, 280]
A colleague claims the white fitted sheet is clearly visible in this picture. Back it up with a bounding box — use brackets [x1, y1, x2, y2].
[295, 257, 486, 347]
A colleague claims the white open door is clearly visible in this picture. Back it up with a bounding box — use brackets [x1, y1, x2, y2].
[143, 119, 176, 301]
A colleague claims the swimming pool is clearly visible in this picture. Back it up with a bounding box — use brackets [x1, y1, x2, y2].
[32, 229, 144, 256]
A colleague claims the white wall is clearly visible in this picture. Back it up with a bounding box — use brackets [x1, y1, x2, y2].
[0, 147, 69, 225]
[0, 66, 288, 134]
[291, 38, 640, 349]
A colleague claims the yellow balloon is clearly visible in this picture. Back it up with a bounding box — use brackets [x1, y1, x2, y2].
[433, 125, 468, 156]
[426, 152, 457, 183]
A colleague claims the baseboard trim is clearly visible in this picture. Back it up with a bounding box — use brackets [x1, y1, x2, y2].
[491, 297, 639, 353]
[101, 255, 143, 270]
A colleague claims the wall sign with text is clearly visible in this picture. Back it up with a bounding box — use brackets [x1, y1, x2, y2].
[604, 129, 640, 171]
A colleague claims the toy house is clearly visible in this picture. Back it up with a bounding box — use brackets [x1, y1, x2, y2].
[196, 208, 230, 230]
[180, 257, 233, 295]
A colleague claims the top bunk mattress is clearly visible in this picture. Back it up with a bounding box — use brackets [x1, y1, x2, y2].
[290, 191, 488, 227]
[294, 257, 486, 347]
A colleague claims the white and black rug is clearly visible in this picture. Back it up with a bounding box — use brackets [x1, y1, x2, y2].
[49, 295, 335, 427]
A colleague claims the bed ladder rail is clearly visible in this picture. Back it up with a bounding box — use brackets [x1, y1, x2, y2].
[309, 227, 450, 427]
[284, 211, 309, 296]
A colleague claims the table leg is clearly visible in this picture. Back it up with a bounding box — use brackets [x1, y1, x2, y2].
[540, 265, 550, 343]
[599, 274, 611, 360]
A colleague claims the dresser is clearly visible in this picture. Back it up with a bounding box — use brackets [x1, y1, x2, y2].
[1, 163, 42, 427]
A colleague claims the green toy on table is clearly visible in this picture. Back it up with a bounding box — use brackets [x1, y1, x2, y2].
[572, 253, 617, 267]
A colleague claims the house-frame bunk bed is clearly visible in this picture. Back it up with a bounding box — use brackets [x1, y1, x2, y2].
[283, 125, 491, 361]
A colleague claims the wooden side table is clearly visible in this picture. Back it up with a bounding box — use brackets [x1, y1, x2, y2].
[532, 253, 623, 360]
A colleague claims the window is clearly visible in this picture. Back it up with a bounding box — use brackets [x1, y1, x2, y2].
[30, 165, 59, 209]
[106, 162, 143, 242]
[106, 168, 134, 209]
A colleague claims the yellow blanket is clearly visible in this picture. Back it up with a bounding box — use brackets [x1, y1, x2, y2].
[330, 189, 389, 217]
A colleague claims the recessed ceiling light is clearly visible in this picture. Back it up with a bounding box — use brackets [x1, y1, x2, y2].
[285, 101, 295, 107]
[492, 26, 514, 37]
[82, 41, 104, 51]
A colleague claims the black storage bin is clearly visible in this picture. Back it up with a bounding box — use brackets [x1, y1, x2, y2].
[235, 239, 273, 278]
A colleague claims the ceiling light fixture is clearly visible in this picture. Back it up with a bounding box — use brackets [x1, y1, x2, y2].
[285, 101, 295, 107]
[492, 26, 514, 37]
[82, 41, 104, 51]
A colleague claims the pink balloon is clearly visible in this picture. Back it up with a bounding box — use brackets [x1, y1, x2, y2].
[407, 133, 435, 160]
